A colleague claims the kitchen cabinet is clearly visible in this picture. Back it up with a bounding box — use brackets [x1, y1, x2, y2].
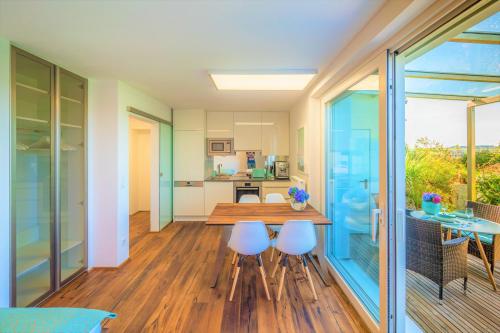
[234, 112, 262, 151]
[204, 182, 233, 215]
[206, 111, 233, 138]
[174, 130, 205, 181]
[262, 181, 292, 201]
[173, 109, 205, 131]
[262, 112, 289, 156]
[174, 184, 204, 216]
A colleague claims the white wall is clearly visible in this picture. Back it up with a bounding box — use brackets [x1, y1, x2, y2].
[0, 37, 11, 306]
[88, 80, 171, 267]
[87, 80, 119, 268]
[288, 0, 457, 213]
[129, 129, 152, 214]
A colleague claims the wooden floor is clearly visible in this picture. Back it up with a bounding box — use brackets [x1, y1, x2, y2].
[351, 233, 500, 333]
[42, 212, 367, 333]
[407, 257, 500, 333]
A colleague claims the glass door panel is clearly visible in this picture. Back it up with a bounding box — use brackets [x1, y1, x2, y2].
[14, 52, 53, 306]
[325, 70, 385, 323]
[59, 70, 85, 282]
[159, 123, 173, 229]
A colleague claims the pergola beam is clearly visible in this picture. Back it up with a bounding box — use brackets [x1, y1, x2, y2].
[449, 31, 500, 45]
[406, 92, 479, 101]
[405, 70, 500, 83]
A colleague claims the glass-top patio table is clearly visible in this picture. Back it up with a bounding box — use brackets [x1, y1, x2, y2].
[412, 211, 500, 291]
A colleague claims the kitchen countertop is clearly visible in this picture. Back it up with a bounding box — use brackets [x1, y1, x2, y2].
[205, 176, 291, 182]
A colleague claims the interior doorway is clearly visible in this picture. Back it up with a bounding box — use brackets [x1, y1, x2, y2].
[128, 114, 160, 232]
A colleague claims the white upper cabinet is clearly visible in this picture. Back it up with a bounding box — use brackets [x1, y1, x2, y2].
[262, 112, 289, 156]
[206, 111, 234, 138]
[173, 130, 205, 180]
[174, 109, 205, 131]
[234, 112, 262, 151]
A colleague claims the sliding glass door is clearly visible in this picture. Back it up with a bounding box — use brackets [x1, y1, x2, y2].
[159, 122, 173, 229]
[324, 53, 388, 330]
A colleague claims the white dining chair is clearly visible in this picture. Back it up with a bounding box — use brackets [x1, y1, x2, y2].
[230, 194, 263, 265]
[265, 193, 287, 262]
[271, 220, 318, 301]
[238, 194, 260, 203]
[228, 221, 271, 301]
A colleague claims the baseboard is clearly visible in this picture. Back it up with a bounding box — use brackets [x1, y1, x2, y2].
[174, 216, 208, 222]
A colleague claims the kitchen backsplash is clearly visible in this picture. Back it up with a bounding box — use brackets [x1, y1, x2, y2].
[212, 151, 265, 173]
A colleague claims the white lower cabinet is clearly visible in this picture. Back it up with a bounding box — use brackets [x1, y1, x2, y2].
[262, 181, 292, 201]
[204, 182, 234, 215]
[174, 184, 205, 217]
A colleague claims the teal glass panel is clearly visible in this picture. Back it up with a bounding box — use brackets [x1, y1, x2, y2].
[159, 123, 173, 229]
[405, 77, 498, 98]
[467, 12, 500, 33]
[325, 73, 380, 321]
[15, 53, 53, 306]
[406, 42, 500, 77]
[59, 71, 85, 282]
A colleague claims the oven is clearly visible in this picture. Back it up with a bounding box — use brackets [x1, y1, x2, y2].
[207, 138, 234, 156]
[234, 181, 261, 203]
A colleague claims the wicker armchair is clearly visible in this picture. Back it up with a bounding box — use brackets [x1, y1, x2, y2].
[406, 216, 469, 300]
[466, 201, 500, 274]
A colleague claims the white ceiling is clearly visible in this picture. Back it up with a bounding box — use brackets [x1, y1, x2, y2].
[0, 0, 384, 111]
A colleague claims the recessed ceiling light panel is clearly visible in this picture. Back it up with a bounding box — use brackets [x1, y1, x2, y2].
[210, 70, 316, 91]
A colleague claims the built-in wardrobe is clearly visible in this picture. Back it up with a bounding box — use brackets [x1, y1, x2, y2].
[11, 47, 87, 306]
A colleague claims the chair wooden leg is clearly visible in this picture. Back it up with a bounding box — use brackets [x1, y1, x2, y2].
[270, 247, 275, 262]
[302, 255, 318, 301]
[257, 254, 271, 301]
[277, 255, 288, 301]
[230, 256, 244, 301]
[271, 252, 282, 278]
[232, 254, 239, 279]
[231, 251, 237, 265]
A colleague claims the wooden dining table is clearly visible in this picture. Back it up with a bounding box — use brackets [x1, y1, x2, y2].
[206, 203, 332, 288]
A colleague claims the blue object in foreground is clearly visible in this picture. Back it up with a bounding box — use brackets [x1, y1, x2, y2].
[0, 308, 117, 333]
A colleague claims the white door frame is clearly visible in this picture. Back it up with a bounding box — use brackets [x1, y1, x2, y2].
[319, 51, 390, 333]
[128, 113, 160, 232]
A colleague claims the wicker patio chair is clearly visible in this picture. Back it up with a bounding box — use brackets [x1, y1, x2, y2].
[406, 216, 469, 300]
[466, 201, 500, 274]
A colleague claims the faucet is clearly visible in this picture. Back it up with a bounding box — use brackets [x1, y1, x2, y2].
[217, 163, 223, 175]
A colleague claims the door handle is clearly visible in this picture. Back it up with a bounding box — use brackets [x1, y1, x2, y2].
[360, 179, 368, 190]
[371, 208, 381, 243]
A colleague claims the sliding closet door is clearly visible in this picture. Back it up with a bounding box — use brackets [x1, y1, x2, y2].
[12, 49, 54, 306]
[159, 123, 173, 229]
[58, 69, 86, 283]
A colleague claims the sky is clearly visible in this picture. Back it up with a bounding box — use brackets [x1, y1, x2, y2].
[405, 98, 499, 148]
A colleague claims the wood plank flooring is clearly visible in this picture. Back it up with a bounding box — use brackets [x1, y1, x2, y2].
[42, 212, 367, 333]
[350, 233, 500, 333]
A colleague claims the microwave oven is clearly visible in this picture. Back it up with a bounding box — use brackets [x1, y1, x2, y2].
[207, 138, 234, 156]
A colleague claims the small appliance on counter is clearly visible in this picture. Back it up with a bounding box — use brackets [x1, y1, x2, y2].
[251, 168, 267, 179]
[274, 161, 289, 179]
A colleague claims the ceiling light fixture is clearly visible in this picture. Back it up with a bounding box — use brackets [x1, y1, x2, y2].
[210, 70, 316, 91]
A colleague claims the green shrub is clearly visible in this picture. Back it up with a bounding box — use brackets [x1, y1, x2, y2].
[406, 138, 465, 210]
[477, 172, 500, 206]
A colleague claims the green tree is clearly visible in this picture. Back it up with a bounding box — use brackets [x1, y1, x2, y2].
[406, 138, 466, 210]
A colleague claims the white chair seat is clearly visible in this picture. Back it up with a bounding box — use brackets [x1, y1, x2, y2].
[228, 221, 270, 255]
[228, 221, 271, 301]
[272, 220, 318, 301]
[239, 194, 260, 203]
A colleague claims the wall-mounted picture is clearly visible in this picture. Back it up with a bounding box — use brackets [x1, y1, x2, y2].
[297, 127, 305, 172]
